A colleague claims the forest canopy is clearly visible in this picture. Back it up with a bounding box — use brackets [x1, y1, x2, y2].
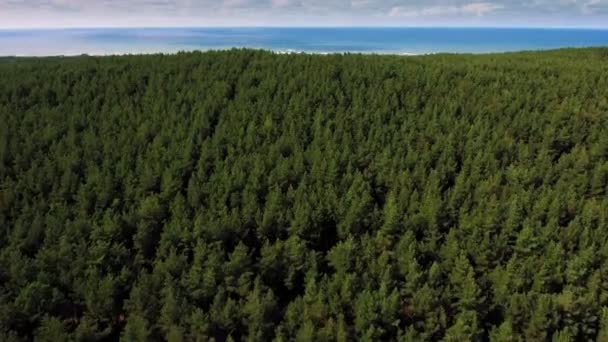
[1, 48, 608, 341]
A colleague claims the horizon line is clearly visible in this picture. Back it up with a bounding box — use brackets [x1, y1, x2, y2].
[2, 25, 608, 30]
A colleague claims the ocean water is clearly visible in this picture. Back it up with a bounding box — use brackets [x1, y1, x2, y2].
[1, 27, 607, 56]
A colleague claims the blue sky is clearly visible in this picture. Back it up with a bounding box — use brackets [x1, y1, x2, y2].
[1, 0, 608, 28]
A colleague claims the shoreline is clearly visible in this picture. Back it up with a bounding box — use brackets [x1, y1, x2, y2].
[1, 46, 606, 58]
[2, 27, 608, 58]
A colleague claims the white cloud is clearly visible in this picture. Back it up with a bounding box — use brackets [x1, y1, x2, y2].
[272, 0, 291, 7]
[582, 0, 608, 13]
[223, 0, 256, 8]
[390, 2, 504, 18]
[350, 0, 371, 9]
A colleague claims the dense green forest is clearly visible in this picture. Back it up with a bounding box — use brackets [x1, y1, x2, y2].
[1, 48, 608, 341]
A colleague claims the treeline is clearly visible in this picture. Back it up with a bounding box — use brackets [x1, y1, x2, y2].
[1, 48, 608, 341]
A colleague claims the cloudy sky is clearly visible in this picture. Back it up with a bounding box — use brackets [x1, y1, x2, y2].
[1, 0, 608, 28]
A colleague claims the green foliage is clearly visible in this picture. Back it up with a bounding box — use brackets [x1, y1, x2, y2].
[1, 48, 608, 340]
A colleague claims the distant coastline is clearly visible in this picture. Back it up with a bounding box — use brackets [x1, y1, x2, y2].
[3, 47, 608, 59]
[1, 27, 608, 57]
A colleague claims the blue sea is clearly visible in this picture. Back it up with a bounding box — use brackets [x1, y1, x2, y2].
[1, 27, 607, 56]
